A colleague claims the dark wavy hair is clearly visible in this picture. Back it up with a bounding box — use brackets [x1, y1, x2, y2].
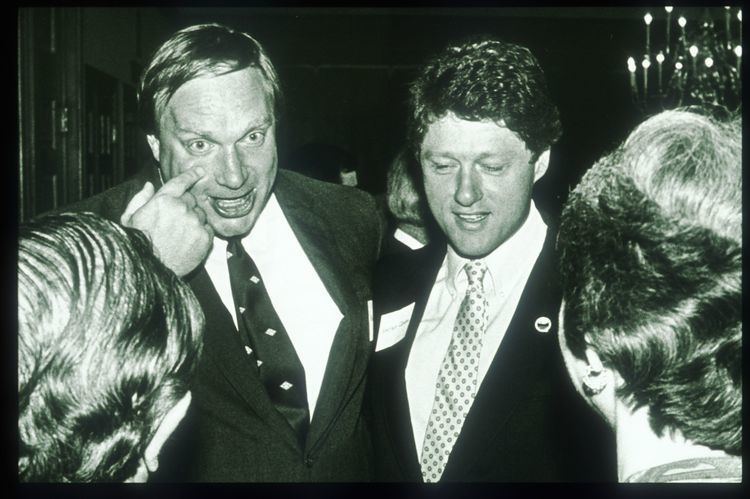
[18, 212, 205, 481]
[407, 36, 561, 162]
[557, 109, 741, 454]
[139, 23, 282, 135]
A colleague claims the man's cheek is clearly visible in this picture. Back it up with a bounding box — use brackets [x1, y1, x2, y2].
[170, 152, 211, 177]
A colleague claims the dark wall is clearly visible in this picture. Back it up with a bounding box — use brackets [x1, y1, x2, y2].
[152, 7, 651, 216]
[105, 7, 660, 217]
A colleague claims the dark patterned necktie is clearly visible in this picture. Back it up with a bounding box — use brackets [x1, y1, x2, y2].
[420, 260, 489, 482]
[226, 238, 310, 446]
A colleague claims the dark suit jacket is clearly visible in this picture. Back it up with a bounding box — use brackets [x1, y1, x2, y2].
[64, 165, 384, 481]
[367, 229, 617, 482]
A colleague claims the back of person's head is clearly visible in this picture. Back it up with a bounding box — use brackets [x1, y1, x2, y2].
[407, 35, 561, 161]
[139, 23, 282, 135]
[557, 109, 741, 454]
[18, 212, 204, 482]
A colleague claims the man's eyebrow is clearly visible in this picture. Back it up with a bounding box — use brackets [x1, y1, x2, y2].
[475, 152, 507, 161]
[422, 151, 457, 160]
[246, 116, 273, 130]
[174, 125, 207, 135]
[173, 117, 273, 137]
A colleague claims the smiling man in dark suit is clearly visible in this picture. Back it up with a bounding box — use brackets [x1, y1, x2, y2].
[369, 37, 615, 482]
[65, 23, 382, 481]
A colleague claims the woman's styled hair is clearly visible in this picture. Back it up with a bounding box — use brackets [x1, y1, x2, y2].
[18, 212, 204, 481]
[386, 149, 428, 227]
[407, 36, 561, 162]
[138, 23, 282, 135]
[557, 109, 741, 454]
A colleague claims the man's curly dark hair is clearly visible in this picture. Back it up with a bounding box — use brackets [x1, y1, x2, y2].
[407, 36, 562, 162]
[557, 109, 741, 455]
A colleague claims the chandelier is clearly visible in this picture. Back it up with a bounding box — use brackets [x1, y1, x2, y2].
[627, 6, 742, 114]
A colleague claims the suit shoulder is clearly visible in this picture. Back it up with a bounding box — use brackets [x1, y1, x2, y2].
[280, 169, 375, 207]
[279, 169, 382, 236]
[55, 175, 150, 223]
[277, 169, 384, 274]
[374, 244, 444, 306]
[377, 242, 443, 273]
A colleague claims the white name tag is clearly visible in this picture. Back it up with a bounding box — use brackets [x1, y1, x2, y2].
[367, 300, 374, 342]
[376, 303, 415, 352]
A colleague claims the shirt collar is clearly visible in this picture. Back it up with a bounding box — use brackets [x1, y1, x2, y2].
[246, 193, 281, 256]
[446, 201, 547, 298]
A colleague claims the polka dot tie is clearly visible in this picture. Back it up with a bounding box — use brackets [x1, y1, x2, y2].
[420, 260, 488, 482]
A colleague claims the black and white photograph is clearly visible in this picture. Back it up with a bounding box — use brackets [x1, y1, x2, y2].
[16, 5, 741, 489]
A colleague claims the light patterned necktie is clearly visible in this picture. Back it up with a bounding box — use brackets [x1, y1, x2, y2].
[420, 260, 489, 482]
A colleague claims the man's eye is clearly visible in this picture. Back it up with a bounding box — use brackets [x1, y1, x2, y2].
[481, 163, 508, 174]
[244, 131, 266, 146]
[431, 163, 455, 173]
[187, 140, 213, 153]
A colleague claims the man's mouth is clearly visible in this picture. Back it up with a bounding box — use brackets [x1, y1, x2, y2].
[454, 212, 489, 228]
[455, 212, 489, 222]
[211, 189, 256, 218]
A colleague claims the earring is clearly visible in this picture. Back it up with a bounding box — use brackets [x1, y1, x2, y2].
[582, 365, 607, 396]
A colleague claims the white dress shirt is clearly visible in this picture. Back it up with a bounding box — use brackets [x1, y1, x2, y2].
[405, 202, 547, 455]
[203, 193, 343, 418]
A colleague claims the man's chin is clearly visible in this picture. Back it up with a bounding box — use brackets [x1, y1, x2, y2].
[209, 215, 257, 239]
[448, 238, 495, 260]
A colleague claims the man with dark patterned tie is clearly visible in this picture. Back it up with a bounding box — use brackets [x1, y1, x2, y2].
[64, 23, 382, 481]
[369, 36, 616, 482]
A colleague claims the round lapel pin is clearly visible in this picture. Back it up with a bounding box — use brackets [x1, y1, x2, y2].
[534, 316, 552, 333]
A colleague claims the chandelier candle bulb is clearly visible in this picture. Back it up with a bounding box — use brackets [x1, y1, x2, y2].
[642, 57, 651, 95]
[735, 45, 742, 72]
[627, 57, 638, 97]
[678, 16, 687, 46]
[689, 45, 699, 76]
[644, 12, 653, 56]
[656, 52, 665, 93]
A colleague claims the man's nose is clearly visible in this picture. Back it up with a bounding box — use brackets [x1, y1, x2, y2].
[214, 146, 247, 189]
[454, 165, 483, 206]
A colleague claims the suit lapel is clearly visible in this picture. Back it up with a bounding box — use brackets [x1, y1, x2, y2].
[187, 267, 301, 451]
[441, 229, 562, 479]
[273, 172, 367, 454]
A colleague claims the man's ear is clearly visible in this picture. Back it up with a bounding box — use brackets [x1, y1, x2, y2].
[533, 149, 551, 182]
[582, 332, 605, 370]
[146, 134, 161, 163]
[583, 346, 605, 373]
[583, 332, 627, 390]
[143, 391, 192, 474]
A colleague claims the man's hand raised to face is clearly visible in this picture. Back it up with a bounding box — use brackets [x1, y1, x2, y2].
[121, 167, 214, 277]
